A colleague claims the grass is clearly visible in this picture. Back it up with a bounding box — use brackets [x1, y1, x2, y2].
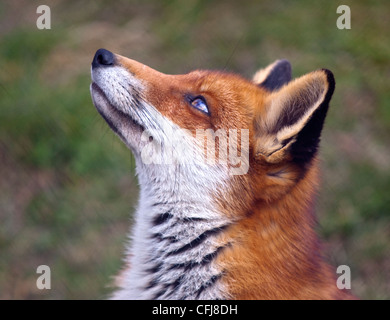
[0, 0, 389, 299]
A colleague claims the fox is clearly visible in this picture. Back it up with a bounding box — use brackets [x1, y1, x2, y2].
[90, 48, 354, 300]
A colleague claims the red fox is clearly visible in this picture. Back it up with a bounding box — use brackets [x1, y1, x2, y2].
[90, 48, 354, 300]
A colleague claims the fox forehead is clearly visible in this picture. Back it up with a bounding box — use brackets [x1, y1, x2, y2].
[117, 54, 264, 100]
[116, 64, 265, 131]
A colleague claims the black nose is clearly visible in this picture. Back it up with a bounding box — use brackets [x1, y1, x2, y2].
[92, 48, 115, 68]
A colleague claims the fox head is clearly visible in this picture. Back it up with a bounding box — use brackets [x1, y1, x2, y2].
[90, 49, 334, 213]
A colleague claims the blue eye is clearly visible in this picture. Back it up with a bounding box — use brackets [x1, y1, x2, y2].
[190, 96, 209, 114]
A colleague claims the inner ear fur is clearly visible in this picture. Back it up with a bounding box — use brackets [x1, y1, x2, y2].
[255, 69, 335, 164]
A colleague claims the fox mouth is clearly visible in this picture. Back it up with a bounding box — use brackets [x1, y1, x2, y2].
[90, 82, 145, 142]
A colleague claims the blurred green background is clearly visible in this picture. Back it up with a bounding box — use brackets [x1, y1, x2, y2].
[0, 0, 389, 299]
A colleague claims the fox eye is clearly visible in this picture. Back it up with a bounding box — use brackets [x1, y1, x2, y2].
[189, 96, 209, 115]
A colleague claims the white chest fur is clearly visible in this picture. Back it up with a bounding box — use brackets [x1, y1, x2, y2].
[112, 157, 233, 300]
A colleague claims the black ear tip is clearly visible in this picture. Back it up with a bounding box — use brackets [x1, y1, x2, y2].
[276, 59, 292, 71]
[321, 68, 335, 84]
[274, 59, 292, 77]
[320, 68, 336, 99]
[260, 59, 292, 91]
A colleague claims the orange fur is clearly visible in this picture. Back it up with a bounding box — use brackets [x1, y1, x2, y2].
[217, 163, 354, 299]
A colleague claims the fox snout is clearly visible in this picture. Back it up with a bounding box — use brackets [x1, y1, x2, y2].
[90, 48, 150, 151]
[92, 48, 116, 68]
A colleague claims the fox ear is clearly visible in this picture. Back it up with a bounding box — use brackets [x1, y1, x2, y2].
[253, 59, 292, 91]
[255, 69, 335, 164]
